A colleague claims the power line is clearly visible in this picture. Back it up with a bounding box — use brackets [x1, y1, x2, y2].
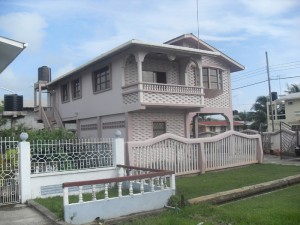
[232, 60, 300, 81]
[232, 80, 268, 90]
[232, 75, 300, 90]
[232, 65, 300, 83]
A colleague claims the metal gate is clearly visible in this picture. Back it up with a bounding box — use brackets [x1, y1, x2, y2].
[0, 137, 20, 205]
[280, 122, 298, 159]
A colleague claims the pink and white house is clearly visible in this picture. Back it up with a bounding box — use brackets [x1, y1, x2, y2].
[34, 34, 244, 141]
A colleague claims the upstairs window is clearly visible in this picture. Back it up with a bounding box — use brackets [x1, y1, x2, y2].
[72, 78, 81, 100]
[143, 71, 167, 84]
[93, 66, 111, 93]
[202, 68, 222, 89]
[153, 122, 166, 137]
[61, 83, 69, 103]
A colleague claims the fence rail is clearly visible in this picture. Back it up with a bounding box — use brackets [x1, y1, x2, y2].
[128, 131, 263, 175]
[30, 138, 114, 174]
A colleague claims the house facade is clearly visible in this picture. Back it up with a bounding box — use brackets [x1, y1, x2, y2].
[267, 92, 300, 131]
[34, 34, 244, 141]
[198, 121, 245, 134]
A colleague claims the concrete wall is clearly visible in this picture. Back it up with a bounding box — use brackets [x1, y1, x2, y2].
[1, 109, 44, 130]
[64, 190, 173, 224]
[52, 55, 125, 121]
[130, 109, 185, 141]
[31, 167, 117, 199]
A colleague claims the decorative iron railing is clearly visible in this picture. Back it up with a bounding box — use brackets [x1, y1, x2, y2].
[30, 138, 114, 174]
[0, 137, 19, 204]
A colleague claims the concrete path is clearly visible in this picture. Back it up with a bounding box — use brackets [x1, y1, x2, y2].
[0, 204, 56, 225]
[263, 154, 300, 166]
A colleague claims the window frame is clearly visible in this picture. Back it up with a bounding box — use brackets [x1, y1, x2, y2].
[61, 83, 70, 103]
[92, 65, 112, 94]
[202, 67, 223, 90]
[153, 121, 166, 137]
[142, 71, 167, 84]
[71, 77, 82, 100]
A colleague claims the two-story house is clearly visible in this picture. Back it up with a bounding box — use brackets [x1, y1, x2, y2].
[34, 33, 244, 141]
[267, 92, 300, 131]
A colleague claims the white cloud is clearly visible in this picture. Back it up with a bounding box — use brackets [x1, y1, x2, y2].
[241, 0, 299, 16]
[0, 12, 47, 52]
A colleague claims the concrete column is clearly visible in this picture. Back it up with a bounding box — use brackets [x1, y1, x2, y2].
[195, 57, 204, 104]
[113, 130, 125, 166]
[134, 52, 147, 83]
[18, 132, 31, 203]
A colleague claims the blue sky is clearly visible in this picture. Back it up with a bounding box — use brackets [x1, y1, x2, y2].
[0, 0, 299, 112]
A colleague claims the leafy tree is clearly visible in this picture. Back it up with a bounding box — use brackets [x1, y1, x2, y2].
[250, 96, 268, 131]
[285, 83, 300, 94]
[0, 101, 7, 127]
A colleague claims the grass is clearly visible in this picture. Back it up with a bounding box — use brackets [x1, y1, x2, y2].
[123, 183, 300, 225]
[176, 163, 300, 199]
[34, 164, 300, 222]
[35, 186, 132, 219]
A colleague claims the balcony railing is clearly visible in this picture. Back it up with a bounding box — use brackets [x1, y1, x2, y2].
[122, 82, 204, 109]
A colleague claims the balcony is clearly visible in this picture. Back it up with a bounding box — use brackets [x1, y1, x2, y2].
[122, 82, 204, 111]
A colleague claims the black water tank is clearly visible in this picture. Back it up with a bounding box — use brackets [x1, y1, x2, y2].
[38, 66, 51, 82]
[271, 92, 278, 101]
[4, 94, 23, 111]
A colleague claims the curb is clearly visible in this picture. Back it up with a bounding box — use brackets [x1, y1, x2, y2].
[27, 200, 70, 225]
[188, 174, 300, 204]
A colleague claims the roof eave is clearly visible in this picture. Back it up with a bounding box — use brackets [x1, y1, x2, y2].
[0, 36, 27, 74]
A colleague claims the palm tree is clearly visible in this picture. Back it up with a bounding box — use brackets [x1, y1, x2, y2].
[250, 96, 268, 131]
[285, 83, 300, 94]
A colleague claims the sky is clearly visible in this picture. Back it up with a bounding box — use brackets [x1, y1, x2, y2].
[0, 0, 299, 112]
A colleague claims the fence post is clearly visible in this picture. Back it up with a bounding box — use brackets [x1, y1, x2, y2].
[18, 132, 31, 203]
[199, 142, 206, 174]
[113, 130, 125, 176]
[256, 135, 264, 163]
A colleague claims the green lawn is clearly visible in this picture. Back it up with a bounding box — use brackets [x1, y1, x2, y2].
[123, 183, 300, 225]
[176, 163, 300, 199]
[34, 164, 300, 223]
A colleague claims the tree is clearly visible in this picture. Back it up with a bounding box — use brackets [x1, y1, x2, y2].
[285, 83, 300, 94]
[250, 96, 268, 131]
[0, 101, 7, 127]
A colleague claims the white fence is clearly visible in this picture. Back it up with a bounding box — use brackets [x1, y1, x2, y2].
[6, 133, 125, 203]
[128, 130, 263, 175]
[63, 165, 175, 224]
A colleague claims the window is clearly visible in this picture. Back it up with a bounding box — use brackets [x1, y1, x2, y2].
[72, 78, 81, 99]
[93, 66, 111, 93]
[153, 122, 166, 137]
[142, 71, 167, 84]
[202, 67, 222, 89]
[61, 83, 69, 103]
[210, 126, 216, 132]
[220, 126, 226, 132]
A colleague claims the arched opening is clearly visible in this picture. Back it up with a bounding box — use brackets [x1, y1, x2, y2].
[190, 113, 233, 138]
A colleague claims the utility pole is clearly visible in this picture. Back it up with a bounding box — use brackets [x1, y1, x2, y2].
[266, 51, 274, 132]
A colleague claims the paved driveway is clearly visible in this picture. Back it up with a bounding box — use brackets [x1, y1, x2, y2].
[264, 154, 300, 166]
[0, 204, 56, 225]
